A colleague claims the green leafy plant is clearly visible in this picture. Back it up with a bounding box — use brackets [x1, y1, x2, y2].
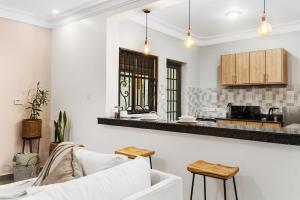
[26, 82, 49, 120]
[54, 111, 67, 143]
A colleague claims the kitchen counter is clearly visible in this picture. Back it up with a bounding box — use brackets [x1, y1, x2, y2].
[98, 117, 300, 146]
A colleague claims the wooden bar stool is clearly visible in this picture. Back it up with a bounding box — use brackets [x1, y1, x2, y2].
[115, 146, 155, 169]
[187, 160, 239, 200]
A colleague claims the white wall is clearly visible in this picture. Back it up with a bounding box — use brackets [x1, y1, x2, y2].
[198, 31, 300, 88]
[51, 11, 300, 200]
[105, 16, 200, 118]
[51, 15, 107, 145]
[0, 17, 51, 175]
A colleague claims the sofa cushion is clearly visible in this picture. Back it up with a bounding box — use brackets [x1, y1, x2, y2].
[26, 158, 151, 200]
[74, 149, 129, 175]
[41, 149, 83, 185]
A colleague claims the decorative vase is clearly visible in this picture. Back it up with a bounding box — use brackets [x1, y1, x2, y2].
[49, 142, 60, 155]
[22, 119, 42, 139]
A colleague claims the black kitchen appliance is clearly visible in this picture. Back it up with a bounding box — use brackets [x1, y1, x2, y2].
[229, 106, 262, 120]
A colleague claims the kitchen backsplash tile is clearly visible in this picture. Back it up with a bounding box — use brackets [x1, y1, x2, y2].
[188, 85, 300, 118]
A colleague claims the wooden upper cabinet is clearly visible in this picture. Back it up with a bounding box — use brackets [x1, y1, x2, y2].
[266, 48, 288, 84]
[250, 50, 266, 84]
[236, 52, 250, 84]
[221, 54, 236, 85]
[220, 48, 288, 86]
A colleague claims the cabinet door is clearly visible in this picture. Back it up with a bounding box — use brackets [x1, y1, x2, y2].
[246, 122, 263, 127]
[231, 120, 247, 126]
[263, 123, 282, 128]
[250, 50, 266, 84]
[236, 52, 250, 84]
[266, 48, 288, 84]
[221, 54, 236, 85]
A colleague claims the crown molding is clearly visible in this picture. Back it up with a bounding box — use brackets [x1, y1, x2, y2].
[0, 6, 52, 28]
[132, 16, 300, 46]
[52, 0, 155, 27]
[0, 0, 156, 29]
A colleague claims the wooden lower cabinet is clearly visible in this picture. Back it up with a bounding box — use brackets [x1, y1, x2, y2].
[246, 122, 263, 126]
[263, 123, 282, 128]
[217, 120, 281, 128]
[231, 120, 247, 126]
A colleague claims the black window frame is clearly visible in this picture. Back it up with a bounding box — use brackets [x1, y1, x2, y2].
[167, 59, 182, 121]
[118, 48, 158, 114]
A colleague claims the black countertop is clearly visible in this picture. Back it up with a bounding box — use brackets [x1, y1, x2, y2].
[98, 117, 300, 146]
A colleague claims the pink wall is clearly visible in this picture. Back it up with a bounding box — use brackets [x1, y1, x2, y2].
[0, 17, 51, 175]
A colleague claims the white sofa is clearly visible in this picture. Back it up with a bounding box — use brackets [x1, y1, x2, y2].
[0, 150, 182, 200]
[125, 170, 182, 200]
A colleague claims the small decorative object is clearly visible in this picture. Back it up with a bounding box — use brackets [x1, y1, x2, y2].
[49, 111, 68, 155]
[22, 82, 49, 139]
[13, 153, 40, 182]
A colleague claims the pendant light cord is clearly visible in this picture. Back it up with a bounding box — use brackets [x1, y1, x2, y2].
[146, 12, 148, 39]
[188, 0, 191, 30]
[263, 0, 266, 14]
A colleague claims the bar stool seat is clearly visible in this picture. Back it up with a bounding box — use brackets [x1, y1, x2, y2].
[115, 146, 155, 169]
[187, 160, 239, 200]
[188, 160, 239, 179]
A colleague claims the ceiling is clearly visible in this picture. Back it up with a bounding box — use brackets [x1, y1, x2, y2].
[130, 0, 300, 45]
[0, 0, 300, 45]
[150, 0, 300, 37]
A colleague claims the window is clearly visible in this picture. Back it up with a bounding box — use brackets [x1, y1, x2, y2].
[167, 59, 182, 121]
[119, 48, 158, 114]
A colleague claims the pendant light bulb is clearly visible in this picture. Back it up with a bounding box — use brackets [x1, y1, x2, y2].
[143, 9, 151, 55]
[258, 15, 272, 36]
[258, 0, 271, 37]
[185, 0, 194, 48]
[144, 38, 150, 55]
[185, 30, 194, 48]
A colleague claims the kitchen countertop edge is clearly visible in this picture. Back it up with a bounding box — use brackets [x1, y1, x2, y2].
[98, 117, 300, 146]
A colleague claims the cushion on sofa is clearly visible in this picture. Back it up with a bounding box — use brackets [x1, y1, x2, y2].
[26, 158, 151, 200]
[40, 149, 83, 185]
[74, 149, 129, 175]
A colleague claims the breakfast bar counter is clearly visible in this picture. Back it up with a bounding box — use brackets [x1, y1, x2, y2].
[98, 117, 300, 146]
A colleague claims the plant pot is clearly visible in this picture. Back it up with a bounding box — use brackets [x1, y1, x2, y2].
[49, 142, 60, 155]
[22, 119, 42, 139]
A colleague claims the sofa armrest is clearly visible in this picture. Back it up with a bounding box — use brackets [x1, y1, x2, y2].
[124, 170, 183, 200]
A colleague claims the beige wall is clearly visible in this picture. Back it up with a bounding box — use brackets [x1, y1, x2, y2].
[0, 17, 51, 175]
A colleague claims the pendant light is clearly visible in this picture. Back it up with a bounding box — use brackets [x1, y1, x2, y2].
[258, 0, 272, 36]
[143, 9, 151, 55]
[185, 0, 194, 48]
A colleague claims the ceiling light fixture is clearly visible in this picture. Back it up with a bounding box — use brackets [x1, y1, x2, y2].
[225, 11, 242, 19]
[51, 9, 59, 15]
[184, 0, 194, 48]
[258, 0, 272, 36]
[143, 9, 151, 55]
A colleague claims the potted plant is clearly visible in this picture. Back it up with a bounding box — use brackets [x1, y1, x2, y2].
[49, 111, 68, 155]
[22, 82, 49, 139]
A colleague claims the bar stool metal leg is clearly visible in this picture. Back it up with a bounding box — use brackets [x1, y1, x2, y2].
[190, 173, 195, 200]
[233, 176, 238, 200]
[223, 180, 227, 200]
[149, 156, 153, 169]
[203, 176, 207, 200]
